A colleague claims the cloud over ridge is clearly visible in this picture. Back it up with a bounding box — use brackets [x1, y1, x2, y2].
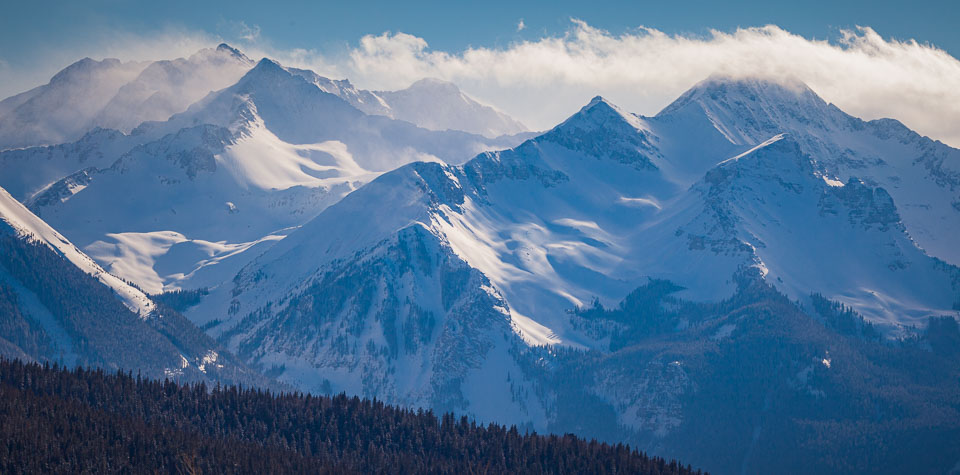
[330, 20, 960, 146]
[3, 20, 960, 146]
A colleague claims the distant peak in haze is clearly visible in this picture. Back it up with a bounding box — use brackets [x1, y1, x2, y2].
[661, 75, 823, 115]
[584, 95, 618, 112]
[656, 74, 849, 145]
[49, 57, 122, 83]
[405, 77, 461, 93]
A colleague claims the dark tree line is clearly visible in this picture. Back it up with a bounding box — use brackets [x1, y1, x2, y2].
[0, 358, 702, 474]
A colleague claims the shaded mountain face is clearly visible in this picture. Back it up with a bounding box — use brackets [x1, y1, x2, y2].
[185, 76, 960, 473]
[0, 57, 529, 294]
[0, 184, 274, 389]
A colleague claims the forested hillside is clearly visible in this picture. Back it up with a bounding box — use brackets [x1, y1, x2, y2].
[0, 359, 700, 474]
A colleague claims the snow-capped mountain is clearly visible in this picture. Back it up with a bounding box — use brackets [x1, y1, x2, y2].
[0, 45, 528, 151]
[2, 45, 959, 472]
[656, 77, 960, 265]
[183, 77, 960, 471]
[0, 183, 274, 388]
[0, 57, 147, 150]
[288, 72, 528, 138]
[373, 78, 528, 138]
[91, 44, 255, 133]
[3, 57, 528, 294]
[0, 45, 254, 151]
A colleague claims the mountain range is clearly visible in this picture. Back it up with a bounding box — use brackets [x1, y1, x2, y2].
[0, 44, 958, 474]
[0, 51, 531, 294]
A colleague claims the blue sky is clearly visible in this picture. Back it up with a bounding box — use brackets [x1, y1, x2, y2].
[3, 0, 957, 68]
[2, 0, 959, 145]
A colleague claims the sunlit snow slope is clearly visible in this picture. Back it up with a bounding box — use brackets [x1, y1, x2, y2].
[4, 57, 528, 293]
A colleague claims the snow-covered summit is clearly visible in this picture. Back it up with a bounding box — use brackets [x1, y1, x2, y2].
[537, 96, 658, 170]
[648, 75, 960, 265]
[554, 96, 647, 132]
[657, 75, 851, 145]
[374, 78, 529, 138]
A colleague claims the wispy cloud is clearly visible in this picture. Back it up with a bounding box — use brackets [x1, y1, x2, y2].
[3, 20, 960, 147]
[218, 20, 261, 42]
[517, 19, 526, 32]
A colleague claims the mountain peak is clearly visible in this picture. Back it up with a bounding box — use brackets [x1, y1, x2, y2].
[582, 95, 620, 114]
[554, 95, 645, 134]
[216, 42, 240, 54]
[237, 58, 289, 85]
[49, 57, 117, 83]
[214, 43, 253, 63]
[538, 96, 657, 170]
[252, 57, 283, 71]
[656, 75, 848, 145]
[661, 75, 821, 115]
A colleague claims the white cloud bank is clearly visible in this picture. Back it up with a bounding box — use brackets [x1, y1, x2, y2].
[3, 20, 960, 147]
[323, 20, 960, 146]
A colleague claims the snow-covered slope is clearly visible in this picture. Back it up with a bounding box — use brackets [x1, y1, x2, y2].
[670, 135, 959, 328]
[654, 76, 960, 265]
[186, 79, 959, 439]
[0, 182, 280, 388]
[0, 127, 161, 203]
[17, 58, 528, 294]
[0, 185, 153, 316]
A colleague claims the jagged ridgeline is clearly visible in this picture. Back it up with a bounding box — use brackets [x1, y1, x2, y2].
[0, 359, 699, 474]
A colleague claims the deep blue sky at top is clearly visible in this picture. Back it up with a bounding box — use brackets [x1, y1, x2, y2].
[1, 0, 957, 84]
